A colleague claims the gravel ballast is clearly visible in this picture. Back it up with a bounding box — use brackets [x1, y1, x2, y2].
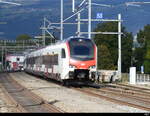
[0, 84, 19, 112]
[4, 72, 149, 113]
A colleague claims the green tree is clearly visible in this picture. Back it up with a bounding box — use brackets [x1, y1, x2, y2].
[93, 22, 133, 72]
[132, 47, 144, 72]
[144, 40, 150, 73]
[16, 34, 32, 46]
[135, 24, 150, 73]
[97, 44, 115, 70]
[16, 34, 32, 41]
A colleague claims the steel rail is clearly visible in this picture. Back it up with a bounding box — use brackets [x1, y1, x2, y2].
[0, 73, 64, 113]
[116, 83, 150, 91]
[109, 83, 150, 95]
[102, 87, 150, 99]
[73, 88, 150, 111]
[93, 88, 150, 104]
[9, 74, 64, 113]
[0, 84, 27, 112]
[10, 72, 150, 112]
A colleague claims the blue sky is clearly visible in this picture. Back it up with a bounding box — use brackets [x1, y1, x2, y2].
[0, 0, 150, 39]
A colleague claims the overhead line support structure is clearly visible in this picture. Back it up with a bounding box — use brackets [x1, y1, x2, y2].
[88, 0, 92, 38]
[77, 13, 122, 80]
[60, 0, 63, 40]
[118, 14, 122, 80]
[42, 17, 46, 47]
[63, 1, 123, 80]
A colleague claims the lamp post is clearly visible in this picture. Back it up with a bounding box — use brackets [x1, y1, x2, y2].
[125, 2, 150, 7]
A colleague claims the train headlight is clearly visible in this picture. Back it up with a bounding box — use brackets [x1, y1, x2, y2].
[89, 65, 96, 69]
[69, 65, 76, 68]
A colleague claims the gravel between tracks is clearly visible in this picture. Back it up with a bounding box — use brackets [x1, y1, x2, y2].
[6, 72, 149, 113]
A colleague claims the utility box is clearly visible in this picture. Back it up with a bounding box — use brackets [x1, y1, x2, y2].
[129, 67, 136, 84]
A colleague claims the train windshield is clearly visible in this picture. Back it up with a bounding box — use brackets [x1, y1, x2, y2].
[68, 38, 94, 61]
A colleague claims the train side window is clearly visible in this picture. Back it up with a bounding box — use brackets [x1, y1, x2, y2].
[17, 58, 20, 61]
[61, 48, 66, 58]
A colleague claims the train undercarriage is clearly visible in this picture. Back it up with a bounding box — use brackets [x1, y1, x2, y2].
[63, 69, 100, 88]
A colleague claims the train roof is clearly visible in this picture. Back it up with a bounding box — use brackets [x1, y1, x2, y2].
[6, 54, 24, 57]
[26, 36, 93, 55]
[62, 36, 92, 42]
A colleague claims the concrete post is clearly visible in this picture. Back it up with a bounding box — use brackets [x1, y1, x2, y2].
[129, 67, 136, 84]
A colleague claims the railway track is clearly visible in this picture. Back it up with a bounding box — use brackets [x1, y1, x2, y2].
[71, 85, 150, 112]
[0, 73, 64, 113]
[100, 86, 150, 100]
[114, 83, 150, 92]
[4, 72, 150, 112]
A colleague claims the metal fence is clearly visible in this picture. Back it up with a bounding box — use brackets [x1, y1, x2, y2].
[115, 73, 150, 84]
[136, 74, 150, 84]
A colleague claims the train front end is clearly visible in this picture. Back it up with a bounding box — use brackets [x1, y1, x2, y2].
[67, 37, 97, 82]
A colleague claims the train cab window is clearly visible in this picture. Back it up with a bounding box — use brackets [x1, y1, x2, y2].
[61, 48, 66, 58]
[68, 38, 94, 61]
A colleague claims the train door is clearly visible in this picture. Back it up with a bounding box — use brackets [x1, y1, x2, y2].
[60, 48, 68, 79]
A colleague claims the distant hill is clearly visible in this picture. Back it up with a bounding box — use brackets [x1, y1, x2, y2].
[0, 0, 150, 40]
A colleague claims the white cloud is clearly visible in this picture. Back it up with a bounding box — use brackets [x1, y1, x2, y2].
[0, 0, 41, 6]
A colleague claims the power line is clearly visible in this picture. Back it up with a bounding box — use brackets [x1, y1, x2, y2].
[125, 2, 150, 7]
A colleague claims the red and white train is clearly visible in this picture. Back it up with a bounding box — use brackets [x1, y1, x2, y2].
[6, 54, 25, 71]
[24, 37, 97, 84]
